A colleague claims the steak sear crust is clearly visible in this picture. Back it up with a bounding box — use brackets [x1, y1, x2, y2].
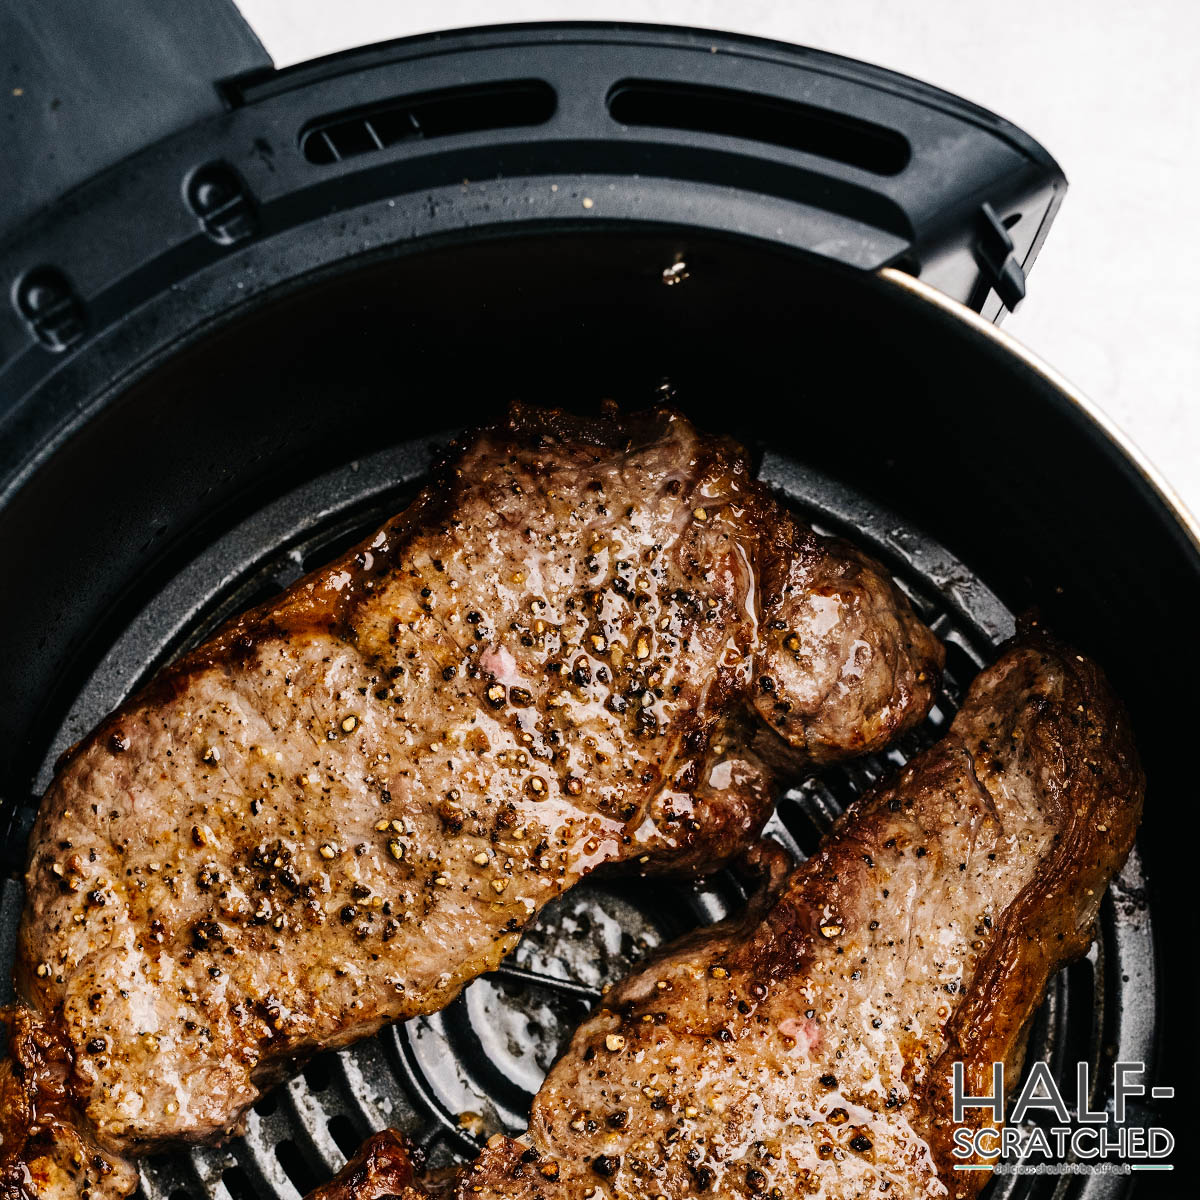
[303, 1130, 428, 1200]
[341, 630, 1138, 1200]
[1, 406, 941, 1200]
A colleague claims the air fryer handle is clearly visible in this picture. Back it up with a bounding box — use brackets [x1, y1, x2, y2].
[0, 17, 1064, 325]
[0, 0, 271, 238]
[598, 51, 1065, 321]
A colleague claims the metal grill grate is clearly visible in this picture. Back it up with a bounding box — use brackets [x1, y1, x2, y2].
[3, 435, 1153, 1200]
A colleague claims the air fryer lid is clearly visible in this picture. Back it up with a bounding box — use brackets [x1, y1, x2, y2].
[0, 12, 1194, 1200]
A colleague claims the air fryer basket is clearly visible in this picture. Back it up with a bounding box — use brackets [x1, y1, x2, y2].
[0, 231, 1193, 1200]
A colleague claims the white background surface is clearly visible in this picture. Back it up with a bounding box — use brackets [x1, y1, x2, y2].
[239, 0, 1200, 515]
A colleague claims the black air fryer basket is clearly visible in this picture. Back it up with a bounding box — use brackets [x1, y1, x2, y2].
[0, 6, 1195, 1199]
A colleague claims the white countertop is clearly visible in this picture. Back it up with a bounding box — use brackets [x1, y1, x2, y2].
[238, 0, 1200, 518]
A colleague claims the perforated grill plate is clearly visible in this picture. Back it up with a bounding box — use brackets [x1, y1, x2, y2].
[2, 435, 1154, 1200]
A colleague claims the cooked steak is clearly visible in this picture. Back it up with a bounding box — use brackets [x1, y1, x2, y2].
[304, 1130, 428, 1200]
[0, 405, 941, 1200]
[317, 629, 1142, 1200]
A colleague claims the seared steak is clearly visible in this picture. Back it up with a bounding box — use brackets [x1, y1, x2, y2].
[315, 629, 1142, 1200]
[304, 1130, 429, 1200]
[1, 405, 942, 1200]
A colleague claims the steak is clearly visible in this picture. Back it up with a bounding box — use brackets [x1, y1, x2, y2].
[312, 629, 1143, 1200]
[305, 1130, 429, 1200]
[0, 405, 941, 1200]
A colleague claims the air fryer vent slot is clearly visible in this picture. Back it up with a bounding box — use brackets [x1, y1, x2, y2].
[300, 80, 557, 165]
[607, 80, 910, 176]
